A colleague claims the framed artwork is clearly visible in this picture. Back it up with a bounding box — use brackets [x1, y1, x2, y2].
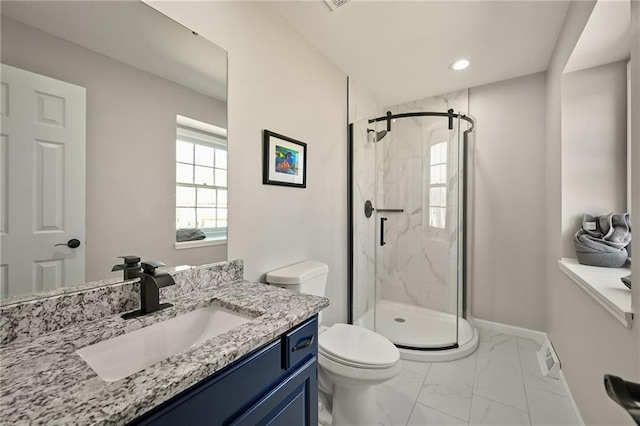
[263, 130, 307, 188]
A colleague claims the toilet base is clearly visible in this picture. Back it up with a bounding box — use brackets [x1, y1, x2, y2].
[331, 385, 378, 426]
[318, 400, 332, 426]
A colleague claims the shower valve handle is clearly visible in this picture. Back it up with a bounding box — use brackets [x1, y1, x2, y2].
[380, 217, 388, 246]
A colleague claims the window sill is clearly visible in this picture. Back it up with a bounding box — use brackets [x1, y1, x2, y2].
[558, 258, 632, 328]
[174, 238, 227, 250]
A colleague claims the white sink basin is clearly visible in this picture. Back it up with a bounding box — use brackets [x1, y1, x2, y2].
[76, 305, 252, 382]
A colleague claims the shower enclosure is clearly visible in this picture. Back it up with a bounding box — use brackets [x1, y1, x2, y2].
[348, 109, 478, 362]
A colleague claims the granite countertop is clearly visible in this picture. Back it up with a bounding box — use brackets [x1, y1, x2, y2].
[0, 280, 329, 425]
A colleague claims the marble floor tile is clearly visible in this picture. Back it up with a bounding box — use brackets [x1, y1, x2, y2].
[376, 369, 426, 426]
[416, 352, 477, 421]
[401, 359, 432, 378]
[376, 330, 581, 426]
[473, 352, 528, 411]
[516, 338, 566, 396]
[525, 385, 578, 425]
[469, 395, 530, 425]
[408, 403, 468, 426]
[477, 328, 520, 361]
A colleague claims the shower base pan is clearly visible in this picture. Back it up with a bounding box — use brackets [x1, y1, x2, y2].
[356, 300, 479, 362]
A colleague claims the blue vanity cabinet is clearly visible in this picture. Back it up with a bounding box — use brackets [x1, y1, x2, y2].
[130, 315, 318, 426]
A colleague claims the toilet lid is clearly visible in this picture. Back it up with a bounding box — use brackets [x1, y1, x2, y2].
[318, 324, 399, 367]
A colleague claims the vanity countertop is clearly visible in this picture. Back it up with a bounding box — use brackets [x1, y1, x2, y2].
[0, 280, 329, 425]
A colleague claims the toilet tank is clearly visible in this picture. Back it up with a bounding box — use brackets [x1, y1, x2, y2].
[266, 260, 328, 298]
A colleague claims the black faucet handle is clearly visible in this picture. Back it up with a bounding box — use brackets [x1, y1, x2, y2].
[112, 256, 142, 280]
[142, 261, 166, 275]
[118, 256, 141, 266]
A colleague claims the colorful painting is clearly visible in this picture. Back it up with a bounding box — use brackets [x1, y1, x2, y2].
[274, 145, 299, 175]
[263, 130, 307, 188]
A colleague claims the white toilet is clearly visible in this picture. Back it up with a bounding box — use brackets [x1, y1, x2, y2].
[266, 260, 401, 426]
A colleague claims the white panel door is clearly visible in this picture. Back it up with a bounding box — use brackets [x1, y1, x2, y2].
[0, 64, 86, 298]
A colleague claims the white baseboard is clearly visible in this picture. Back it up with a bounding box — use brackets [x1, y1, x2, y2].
[472, 318, 584, 425]
[560, 370, 586, 426]
[473, 318, 547, 345]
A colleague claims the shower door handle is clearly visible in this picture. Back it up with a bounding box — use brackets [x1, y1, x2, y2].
[380, 217, 388, 246]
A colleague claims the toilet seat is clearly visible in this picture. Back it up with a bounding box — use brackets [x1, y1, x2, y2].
[319, 348, 396, 370]
[318, 323, 400, 369]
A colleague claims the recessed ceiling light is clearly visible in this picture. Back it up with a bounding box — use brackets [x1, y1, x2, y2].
[451, 59, 470, 71]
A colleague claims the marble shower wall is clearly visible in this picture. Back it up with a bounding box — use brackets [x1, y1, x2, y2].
[377, 90, 469, 315]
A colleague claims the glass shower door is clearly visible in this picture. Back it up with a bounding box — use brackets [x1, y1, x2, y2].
[350, 119, 378, 331]
[373, 113, 462, 350]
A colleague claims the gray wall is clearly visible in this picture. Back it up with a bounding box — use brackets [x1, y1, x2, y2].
[149, 1, 349, 326]
[561, 60, 628, 257]
[468, 72, 547, 331]
[1, 16, 228, 282]
[545, 2, 639, 424]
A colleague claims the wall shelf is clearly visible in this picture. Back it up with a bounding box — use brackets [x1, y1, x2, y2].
[558, 258, 632, 328]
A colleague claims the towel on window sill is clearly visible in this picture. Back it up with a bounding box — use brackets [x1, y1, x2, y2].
[176, 228, 207, 242]
[574, 213, 631, 268]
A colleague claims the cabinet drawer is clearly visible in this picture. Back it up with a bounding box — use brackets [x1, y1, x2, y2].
[282, 316, 317, 370]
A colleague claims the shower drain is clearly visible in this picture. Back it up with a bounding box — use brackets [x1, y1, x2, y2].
[394, 317, 406, 323]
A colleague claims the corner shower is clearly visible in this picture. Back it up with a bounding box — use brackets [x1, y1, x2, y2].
[348, 108, 478, 362]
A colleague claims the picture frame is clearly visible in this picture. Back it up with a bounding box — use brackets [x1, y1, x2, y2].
[262, 130, 307, 188]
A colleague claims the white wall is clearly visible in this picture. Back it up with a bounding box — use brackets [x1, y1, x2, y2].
[349, 79, 380, 124]
[468, 72, 547, 331]
[561, 60, 629, 257]
[147, 1, 349, 325]
[545, 2, 639, 424]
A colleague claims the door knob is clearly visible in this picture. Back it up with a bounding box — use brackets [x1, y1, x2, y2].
[364, 200, 375, 218]
[55, 239, 81, 249]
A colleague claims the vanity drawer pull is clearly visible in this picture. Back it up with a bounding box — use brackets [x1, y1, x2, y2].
[283, 315, 318, 370]
[292, 335, 314, 352]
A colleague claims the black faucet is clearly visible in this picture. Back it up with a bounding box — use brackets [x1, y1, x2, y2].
[112, 256, 143, 280]
[116, 258, 176, 320]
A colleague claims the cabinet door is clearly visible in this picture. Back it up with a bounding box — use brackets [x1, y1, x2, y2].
[231, 357, 318, 426]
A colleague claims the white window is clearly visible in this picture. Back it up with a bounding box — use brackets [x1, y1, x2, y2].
[428, 142, 447, 229]
[175, 115, 227, 242]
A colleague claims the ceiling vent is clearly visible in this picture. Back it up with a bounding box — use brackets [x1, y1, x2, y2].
[324, 0, 351, 11]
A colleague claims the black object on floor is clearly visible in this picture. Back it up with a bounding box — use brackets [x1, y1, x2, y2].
[604, 374, 640, 425]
